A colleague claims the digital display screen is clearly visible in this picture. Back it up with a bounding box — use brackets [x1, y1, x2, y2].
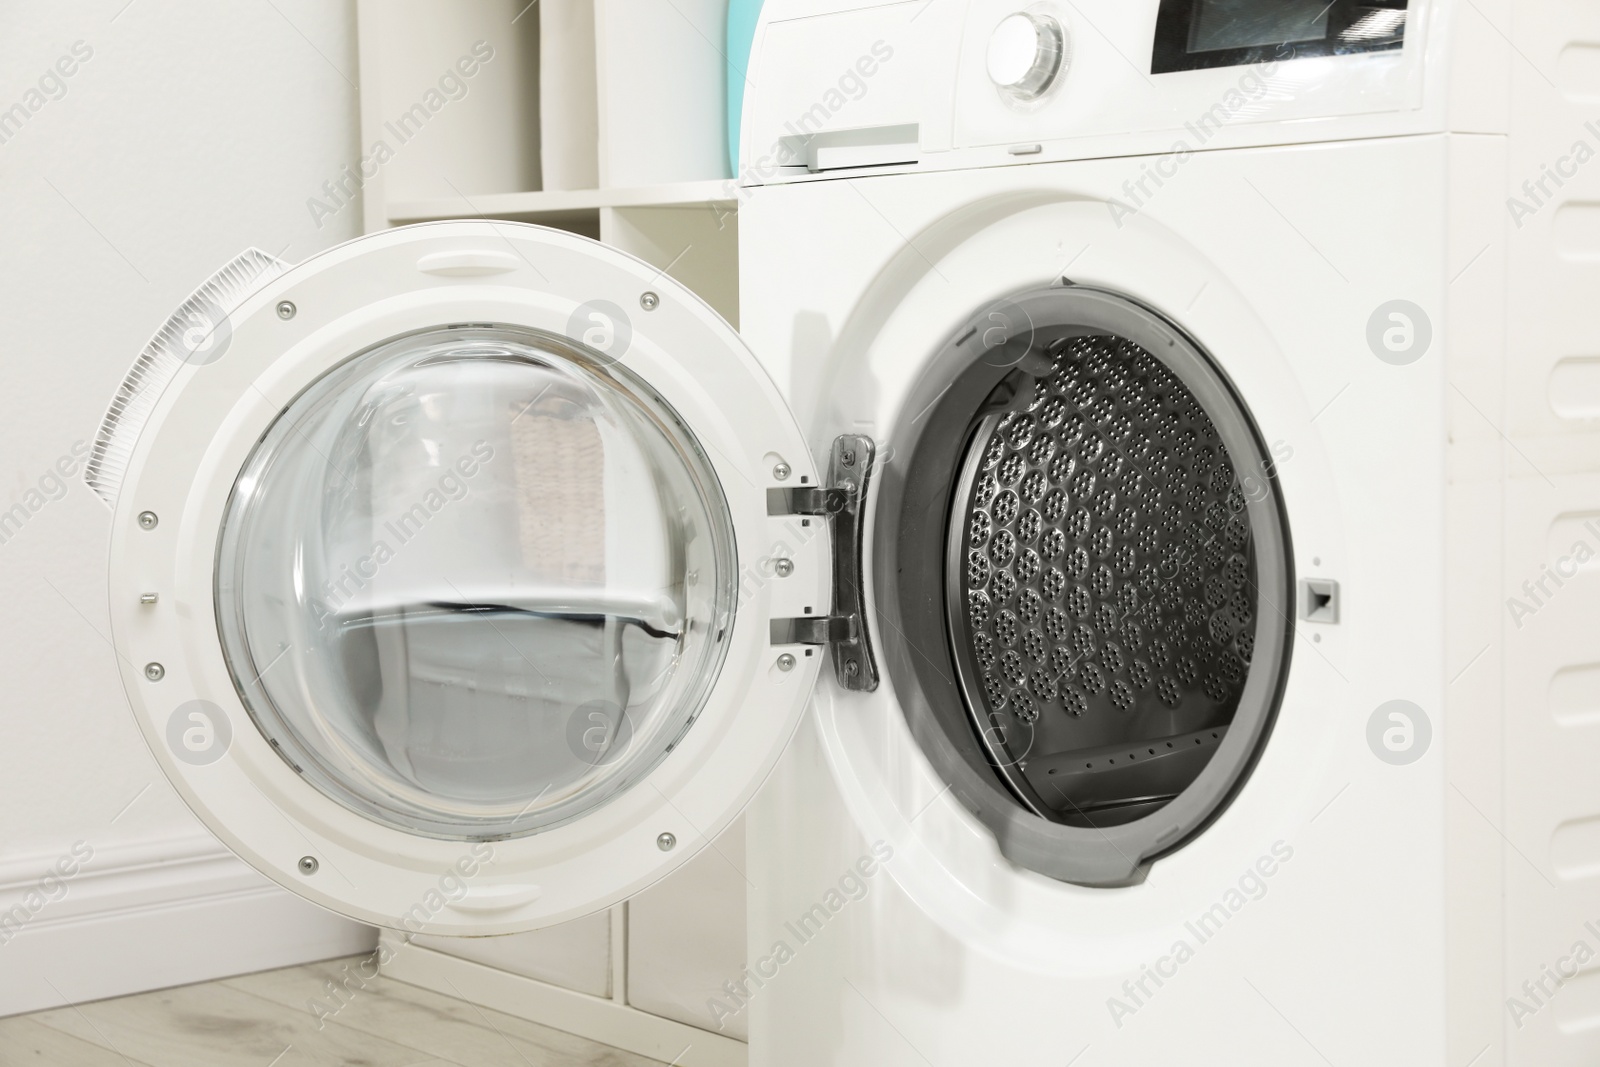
[1152, 0, 1407, 74]
[1189, 0, 1331, 53]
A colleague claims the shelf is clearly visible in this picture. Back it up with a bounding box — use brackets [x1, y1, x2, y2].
[386, 180, 736, 225]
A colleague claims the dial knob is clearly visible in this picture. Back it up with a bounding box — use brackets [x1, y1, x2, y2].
[986, 12, 1065, 101]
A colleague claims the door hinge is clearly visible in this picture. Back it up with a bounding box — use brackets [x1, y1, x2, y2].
[766, 434, 878, 692]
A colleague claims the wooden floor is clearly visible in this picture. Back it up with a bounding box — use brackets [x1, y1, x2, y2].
[0, 956, 667, 1066]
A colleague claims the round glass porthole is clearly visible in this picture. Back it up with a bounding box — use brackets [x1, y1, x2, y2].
[215, 325, 737, 841]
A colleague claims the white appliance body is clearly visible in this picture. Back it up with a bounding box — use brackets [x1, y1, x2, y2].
[731, 0, 1592, 1064]
[85, 1, 1600, 1064]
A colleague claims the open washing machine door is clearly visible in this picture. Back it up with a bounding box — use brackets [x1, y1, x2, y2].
[86, 221, 863, 936]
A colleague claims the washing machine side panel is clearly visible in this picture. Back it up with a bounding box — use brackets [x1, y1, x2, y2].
[1442, 132, 1511, 1067]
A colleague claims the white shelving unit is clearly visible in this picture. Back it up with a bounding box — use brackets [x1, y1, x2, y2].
[354, 3, 749, 1064]
[355, 0, 740, 317]
[386, 179, 736, 224]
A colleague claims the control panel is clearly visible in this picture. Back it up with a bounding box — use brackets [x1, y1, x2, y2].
[740, 0, 1443, 184]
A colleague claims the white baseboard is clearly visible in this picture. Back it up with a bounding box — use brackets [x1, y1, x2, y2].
[379, 932, 747, 1067]
[0, 832, 376, 1017]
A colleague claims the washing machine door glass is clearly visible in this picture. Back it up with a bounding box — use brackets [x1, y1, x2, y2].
[90, 224, 830, 933]
[215, 325, 735, 841]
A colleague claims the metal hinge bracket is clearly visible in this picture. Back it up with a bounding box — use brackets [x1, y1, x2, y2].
[766, 434, 878, 692]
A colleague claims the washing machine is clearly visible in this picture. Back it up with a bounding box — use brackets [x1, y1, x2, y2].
[84, 0, 1588, 1065]
[729, 0, 1582, 1065]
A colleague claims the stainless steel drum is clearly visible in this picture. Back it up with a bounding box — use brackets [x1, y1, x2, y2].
[875, 284, 1293, 884]
[949, 333, 1261, 827]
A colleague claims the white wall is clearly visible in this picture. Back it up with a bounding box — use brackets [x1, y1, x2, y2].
[0, 0, 375, 1013]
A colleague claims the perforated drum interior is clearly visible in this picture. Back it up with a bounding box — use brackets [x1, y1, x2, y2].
[949, 333, 1264, 828]
[875, 284, 1293, 884]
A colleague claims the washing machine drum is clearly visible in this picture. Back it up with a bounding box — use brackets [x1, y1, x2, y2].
[881, 285, 1294, 885]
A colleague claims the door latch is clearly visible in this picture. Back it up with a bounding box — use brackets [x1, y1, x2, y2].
[767, 435, 878, 692]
